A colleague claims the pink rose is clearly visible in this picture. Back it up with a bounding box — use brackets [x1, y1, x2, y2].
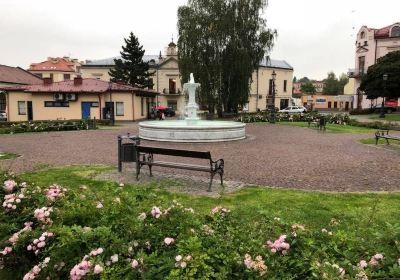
[131, 259, 139, 269]
[94, 264, 103, 274]
[164, 237, 174, 246]
[151, 206, 161, 218]
[175, 255, 182, 262]
[358, 260, 368, 269]
[3, 180, 17, 193]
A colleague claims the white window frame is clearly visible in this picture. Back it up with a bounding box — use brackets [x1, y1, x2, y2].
[116, 102, 124, 116]
[18, 101, 26, 115]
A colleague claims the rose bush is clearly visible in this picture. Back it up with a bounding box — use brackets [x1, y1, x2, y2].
[0, 171, 399, 279]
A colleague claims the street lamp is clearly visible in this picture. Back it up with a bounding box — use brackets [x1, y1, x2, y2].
[271, 70, 277, 123]
[380, 74, 388, 118]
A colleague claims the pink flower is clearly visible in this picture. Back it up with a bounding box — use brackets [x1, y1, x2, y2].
[175, 255, 182, 262]
[369, 258, 379, 266]
[96, 202, 104, 209]
[1, 246, 12, 255]
[358, 260, 368, 269]
[111, 254, 118, 263]
[151, 206, 161, 218]
[94, 264, 103, 274]
[373, 253, 383, 260]
[3, 180, 17, 193]
[180, 261, 187, 268]
[37, 241, 46, 248]
[131, 259, 139, 269]
[164, 237, 175, 246]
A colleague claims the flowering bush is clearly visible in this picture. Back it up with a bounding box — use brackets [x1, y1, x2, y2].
[0, 119, 96, 134]
[0, 172, 399, 279]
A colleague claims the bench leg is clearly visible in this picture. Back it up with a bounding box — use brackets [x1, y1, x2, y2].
[386, 138, 389, 145]
[219, 172, 223, 186]
[208, 173, 214, 192]
[149, 165, 153, 177]
[376, 137, 378, 145]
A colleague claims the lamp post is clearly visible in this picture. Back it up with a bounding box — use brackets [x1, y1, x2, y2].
[380, 74, 388, 118]
[271, 70, 277, 123]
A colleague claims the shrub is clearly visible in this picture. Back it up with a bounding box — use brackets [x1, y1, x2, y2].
[0, 120, 97, 134]
[0, 173, 399, 279]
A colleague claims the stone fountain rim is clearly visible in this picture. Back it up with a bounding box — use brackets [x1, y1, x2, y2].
[139, 120, 246, 130]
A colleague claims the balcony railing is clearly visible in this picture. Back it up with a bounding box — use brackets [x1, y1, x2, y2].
[348, 69, 365, 78]
[162, 88, 182, 95]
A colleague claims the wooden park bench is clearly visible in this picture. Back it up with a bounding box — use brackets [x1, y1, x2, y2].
[375, 130, 400, 145]
[135, 145, 224, 192]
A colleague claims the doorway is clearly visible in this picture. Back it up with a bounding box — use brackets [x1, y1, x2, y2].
[81, 102, 92, 119]
[27, 101, 33, 121]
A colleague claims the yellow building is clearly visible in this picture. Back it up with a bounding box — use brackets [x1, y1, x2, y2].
[301, 95, 354, 111]
[1, 77, 158, 122]
[82, 42, 294, 114]
[247, 58, 294, 112]
[0, 64, 43, 113]
[28, 57, 82, 82]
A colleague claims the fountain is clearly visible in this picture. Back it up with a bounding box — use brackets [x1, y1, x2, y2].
[138, 74, 246, 142]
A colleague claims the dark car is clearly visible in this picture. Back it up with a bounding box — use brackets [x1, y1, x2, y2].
[164, 107, 176, 117]
[372, 104, 397, 114]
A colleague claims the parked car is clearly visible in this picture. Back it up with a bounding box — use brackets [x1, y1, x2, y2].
[278, 106, 307, 113]
[0, 110, 7, 121]
[152, 106, 176, 119]
[372, 104, 397, 114]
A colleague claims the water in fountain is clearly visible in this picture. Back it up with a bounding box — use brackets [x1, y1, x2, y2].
[139, 74, 246, 142]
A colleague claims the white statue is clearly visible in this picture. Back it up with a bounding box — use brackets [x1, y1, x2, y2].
[189, 73, 195, 83]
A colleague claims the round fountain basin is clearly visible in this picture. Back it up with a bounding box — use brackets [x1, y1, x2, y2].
[139, 120, 246, 143]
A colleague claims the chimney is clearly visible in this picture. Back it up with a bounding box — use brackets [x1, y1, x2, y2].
[74, 75, 83, 86]
[43, 77, 53, 85]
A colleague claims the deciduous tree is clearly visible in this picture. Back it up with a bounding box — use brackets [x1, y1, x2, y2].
[360, 51, 400, 99]
[177, 0, 276, 114]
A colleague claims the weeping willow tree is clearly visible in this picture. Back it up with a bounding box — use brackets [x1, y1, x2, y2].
[178, 0, 276, 114]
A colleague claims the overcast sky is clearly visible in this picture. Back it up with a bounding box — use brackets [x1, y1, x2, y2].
[0, 0, 399, 80]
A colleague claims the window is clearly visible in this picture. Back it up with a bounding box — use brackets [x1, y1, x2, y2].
[283, 80, 287, 92]
[18, 101, 26, 115]
[334, 102, 338, 109]
[0, 93, 6, 111]
[63, 74, 71, 80]
[141, 98, 144, 116]
[358, 56, 365, 75]
[167, 100, 177, 110]
[148, 78, 154, 90]
[391, 26, 400, 37]
[360, 31, 365, 39]
[364, 41, 368, 46]
[116, 102, 124, 116]
[169, 79, 176, 94]
[268, 79, 273, 95]
[44, 101, 69, 107]
[328, 101, 332, 109]
[50, 73, 54, 80]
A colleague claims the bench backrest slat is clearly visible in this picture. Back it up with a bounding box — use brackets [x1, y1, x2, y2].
[136, 145, 211, 159]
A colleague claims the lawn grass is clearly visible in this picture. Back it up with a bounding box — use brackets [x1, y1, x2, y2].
[359, 137, 400, 148]
[0, 152, 19, 160]
[19, 165, 400, 229]
[279, 121, 376, 133]
[369, 114, 400, 122]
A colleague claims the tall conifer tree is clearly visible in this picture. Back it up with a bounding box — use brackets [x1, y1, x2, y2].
[109, 32, 153, 88]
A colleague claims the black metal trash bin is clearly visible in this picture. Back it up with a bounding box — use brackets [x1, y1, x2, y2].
[118, 134, 140, 172]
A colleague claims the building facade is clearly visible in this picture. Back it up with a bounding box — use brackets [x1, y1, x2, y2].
[82, 42, 294, 114]
[0, 65, 43, 111]
[28, 57, 82, 82]
[1, 77, 158, 122]
[349, 22, 400, 109]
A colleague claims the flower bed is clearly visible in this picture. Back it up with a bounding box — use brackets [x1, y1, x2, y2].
[236, 112, 400, 130]
[0, 171, 399, 279]
[0, 119, 97, 134]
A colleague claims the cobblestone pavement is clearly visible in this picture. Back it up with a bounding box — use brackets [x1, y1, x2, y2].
[1, 123, 399, 192]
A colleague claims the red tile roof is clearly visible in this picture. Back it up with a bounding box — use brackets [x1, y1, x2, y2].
[1, 78, 159, 94]
[0, 65, 43, 85]
[374, 22, 400, 39]
[29, 58, 76, 72]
